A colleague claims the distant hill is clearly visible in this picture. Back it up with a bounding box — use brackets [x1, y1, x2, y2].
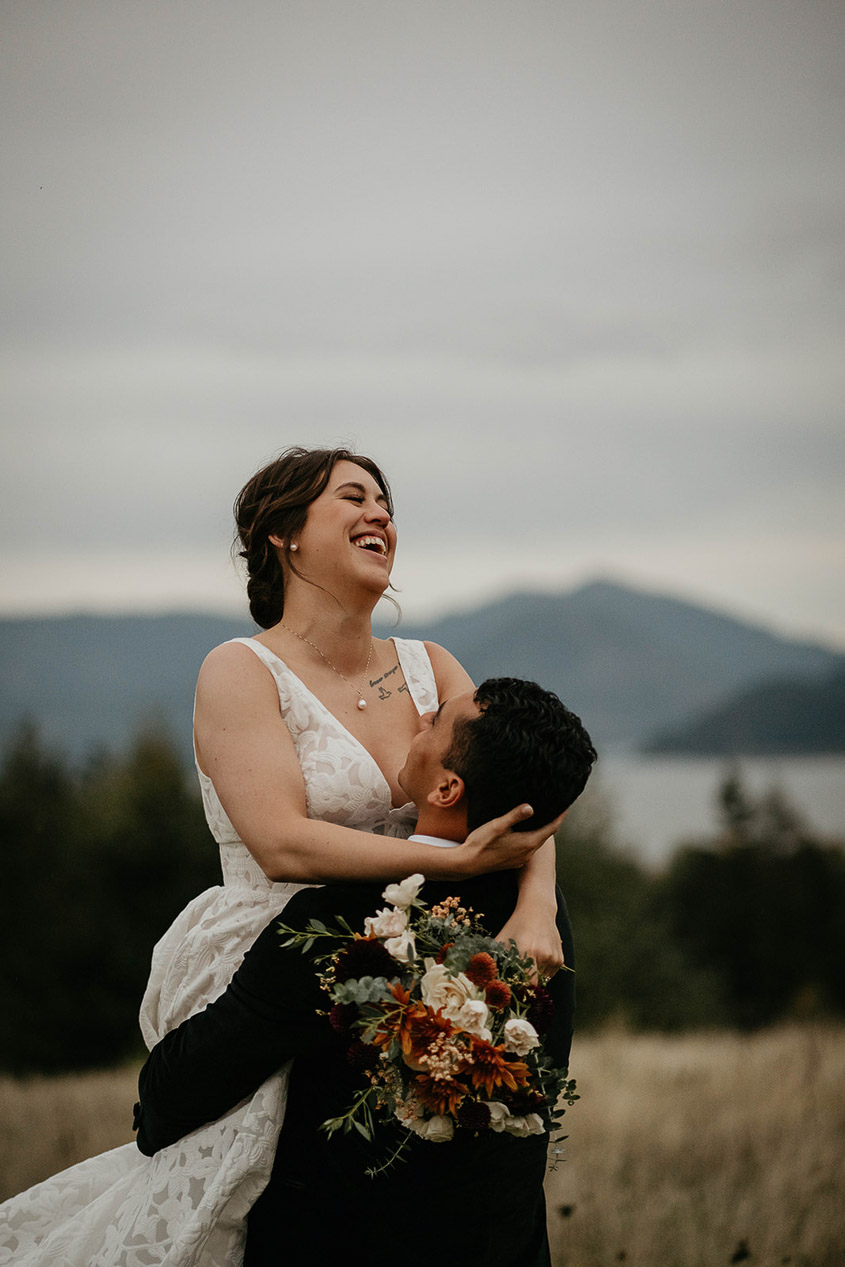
[381, 581, 844, 751]
[0, 613, 252, 762]
[643, 663, 845, 755]
[1, 581, 843, 761]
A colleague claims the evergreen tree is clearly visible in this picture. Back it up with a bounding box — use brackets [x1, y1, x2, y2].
[0, 725, 218, 1072]
[657, 771, 845, 1027]
[557, 799, 722, 1031]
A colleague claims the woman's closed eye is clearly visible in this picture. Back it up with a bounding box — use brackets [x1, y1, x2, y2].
[346, 494, 393, 520]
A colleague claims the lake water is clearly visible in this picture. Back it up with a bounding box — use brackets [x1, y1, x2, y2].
[568, 753, 845, 867]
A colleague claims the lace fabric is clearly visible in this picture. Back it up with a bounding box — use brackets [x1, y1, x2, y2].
[0, 638, 437, 1266]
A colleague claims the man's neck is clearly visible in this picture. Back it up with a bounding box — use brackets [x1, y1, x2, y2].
[411, 809, 466, 844]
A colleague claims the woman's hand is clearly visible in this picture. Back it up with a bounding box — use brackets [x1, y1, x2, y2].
[495, 907, 565, 981]
[498, 835, 564, 979]
[456, 805, 566, 875]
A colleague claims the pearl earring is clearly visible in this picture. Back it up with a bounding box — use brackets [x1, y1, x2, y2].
[289, 543, 298, 552]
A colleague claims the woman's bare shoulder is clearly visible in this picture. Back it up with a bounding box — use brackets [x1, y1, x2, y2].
[196, 639, 279, 699]
[423, 641, 475, 694]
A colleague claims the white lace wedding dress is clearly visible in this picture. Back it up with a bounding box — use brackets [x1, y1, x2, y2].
[0, 637, 435, 1267]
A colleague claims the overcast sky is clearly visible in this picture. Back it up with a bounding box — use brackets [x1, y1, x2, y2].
[2, 0, 843, 648]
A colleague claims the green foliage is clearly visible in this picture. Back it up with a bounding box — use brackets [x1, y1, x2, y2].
[2, 724, 843, 1072]
[558, 773, 845, 1033]
[0, 723, 219, 1073]
[655, 772, 845, 1028]
[557, 800, 722, 1031]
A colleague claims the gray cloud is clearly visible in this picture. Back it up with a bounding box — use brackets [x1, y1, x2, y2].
[1, 0, 843, 643]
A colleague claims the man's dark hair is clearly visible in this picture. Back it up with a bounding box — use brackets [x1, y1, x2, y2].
[443, 677, 597, 833]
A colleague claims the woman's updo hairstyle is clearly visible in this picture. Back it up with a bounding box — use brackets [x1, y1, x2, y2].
[234, 446, 394, 629]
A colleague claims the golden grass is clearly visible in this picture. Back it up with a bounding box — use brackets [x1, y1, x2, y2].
[0, 1064, 140, 1202]
[546, 1026, 845, 1267]
[1, 1028, 842, 1265]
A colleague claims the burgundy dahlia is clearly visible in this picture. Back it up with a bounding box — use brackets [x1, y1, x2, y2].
[345, 1039, 381, 1072]
[505, 1087, 547, 1116]
[328, 1002, 359, 1033]
[513, 984, 555, 1033]
[456, 1099, 492, 1131]
[333, 938, 402, 983]
[526, 992, 555, 1033]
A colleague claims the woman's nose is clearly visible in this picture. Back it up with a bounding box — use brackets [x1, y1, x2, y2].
[366, 499, 391, 524]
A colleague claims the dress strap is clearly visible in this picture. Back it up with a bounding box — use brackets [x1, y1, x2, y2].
[227, 635, 439, 717]
[392, 638, 439, 715]
[225, 636, 287, 671]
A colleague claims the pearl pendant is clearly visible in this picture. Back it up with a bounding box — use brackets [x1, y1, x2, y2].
[357, 698, 367, 710]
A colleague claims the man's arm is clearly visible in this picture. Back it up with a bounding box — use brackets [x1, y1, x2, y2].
[134, 889, 347, 1156]
[134, 875, 575, 1153]
[546, 884, 576, 1069]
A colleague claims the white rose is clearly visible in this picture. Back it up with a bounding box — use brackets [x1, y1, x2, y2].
[382, 874, 425, 909]
[503, 1018, 540, 1056]
[504, 1112, 546, 1138]
[420, 962, 478, 1020]
[408, 1114, 454, 1143]
[486, 1101, 510, 1133]
[384, 928, 416, 962]
[363, 906, 407, 939]
[454, 998, 492, 1042]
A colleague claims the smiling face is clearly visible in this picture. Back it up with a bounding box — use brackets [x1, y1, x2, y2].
[398, 691, 481, 810]
[286, 459, 397, 595]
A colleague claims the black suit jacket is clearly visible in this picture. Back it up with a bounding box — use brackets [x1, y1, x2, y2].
[135, 873, 575, 1267]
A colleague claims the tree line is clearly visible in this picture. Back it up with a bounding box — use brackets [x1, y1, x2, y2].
[1, 725, 843, 1073]
[560, 772, 845, 1031]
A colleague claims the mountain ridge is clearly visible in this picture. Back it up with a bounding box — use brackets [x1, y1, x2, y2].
[1, 580, 842, 760]
[644, 662, 845, 755]
[377, 580, 843, 749]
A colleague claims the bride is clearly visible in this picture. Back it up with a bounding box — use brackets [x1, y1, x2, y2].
[0, 446, 564, 1266]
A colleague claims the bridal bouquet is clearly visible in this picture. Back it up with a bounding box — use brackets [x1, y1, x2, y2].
[277, 874, 578, 1173]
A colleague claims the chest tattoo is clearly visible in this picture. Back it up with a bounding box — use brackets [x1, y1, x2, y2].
[368, 662, 404, 704]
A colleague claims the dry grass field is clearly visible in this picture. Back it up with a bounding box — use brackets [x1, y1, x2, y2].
[1, 1027, 842, 1265]
[546, 1026, 845, 1267]
[0, 1063, 140, 1202]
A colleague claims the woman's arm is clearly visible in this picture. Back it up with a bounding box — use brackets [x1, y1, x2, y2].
[495, 838, 565, 978]
[193, 642, 547, 884]
[423, 640, 475, 697]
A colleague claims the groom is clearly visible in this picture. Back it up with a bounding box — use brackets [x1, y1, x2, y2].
[135, 678, 596, 1267]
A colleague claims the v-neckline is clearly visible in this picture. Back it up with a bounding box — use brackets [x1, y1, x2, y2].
[247, 635, 421, 812]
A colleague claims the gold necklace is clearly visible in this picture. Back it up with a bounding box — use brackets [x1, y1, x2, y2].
[281, 625, 374, 710]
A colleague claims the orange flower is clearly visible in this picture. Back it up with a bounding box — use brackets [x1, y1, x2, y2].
[369, 984, 414, 1050]
[402, 1007, 454, 1068]
[466, 1040, 531, 1097]
[485, 980, 512, 1010]
[414, 1073, 466, 1117]
[466, 953, 498, 988]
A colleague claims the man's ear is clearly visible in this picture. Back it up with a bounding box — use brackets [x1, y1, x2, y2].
[426, 773, 466, 811]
